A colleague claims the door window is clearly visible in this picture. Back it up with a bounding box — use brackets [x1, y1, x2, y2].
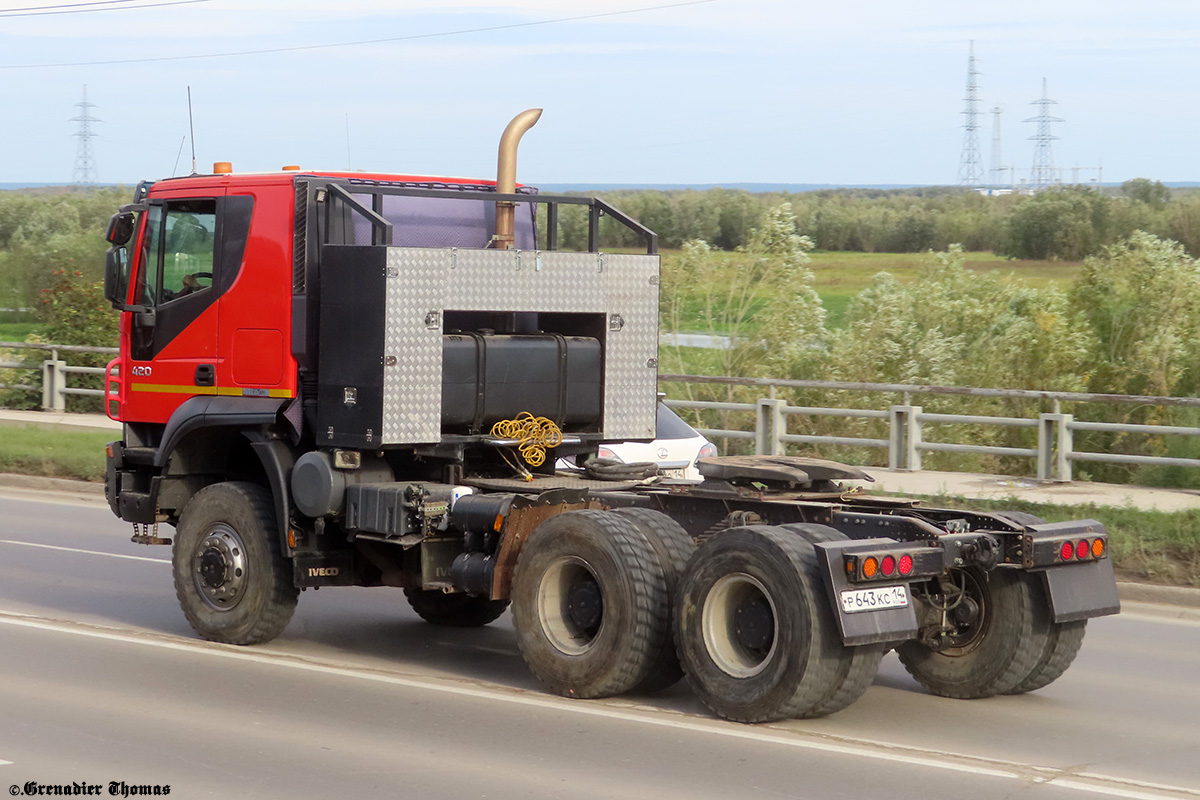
[137, 199, 217, 306]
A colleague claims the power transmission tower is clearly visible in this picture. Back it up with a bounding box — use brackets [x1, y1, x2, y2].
[957, 41, 984, 187]
[70, 84, 100, 186]
[989, 106, 1005, 187]
[1024, 78, 1062, 190]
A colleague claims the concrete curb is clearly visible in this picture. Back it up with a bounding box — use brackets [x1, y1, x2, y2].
[1115, 582, 1200, 608]
[0, 472, 105, 495]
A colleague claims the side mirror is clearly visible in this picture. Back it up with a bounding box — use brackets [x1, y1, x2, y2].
[104, 246, 130, 308]
[105, 212, 136, 246]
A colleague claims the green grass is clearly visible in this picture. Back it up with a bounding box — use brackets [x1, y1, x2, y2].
[0, 424, 111, 482]
[903, 493, 1200, 588]
[808, 251, 1083, 328]
[0, 322, 42, 342]
[661, 249, 1085, 330]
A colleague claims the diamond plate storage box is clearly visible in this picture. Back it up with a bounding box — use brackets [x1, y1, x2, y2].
[317, 245, 659, 448]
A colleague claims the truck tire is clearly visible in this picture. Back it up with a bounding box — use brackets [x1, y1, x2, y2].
[896, 567, 1045, 698]
[172, 481, 299, 645]
[778, 523, 885, 716]
[1006, 575, 1088, 694]
[612, 507, 696, 694]
[991, 511, 1089, 694]
[676, 526, 843, 723]
[511, 510, 669, 699]
[404, 589, 510, 627]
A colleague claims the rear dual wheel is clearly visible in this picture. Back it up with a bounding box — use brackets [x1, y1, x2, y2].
[511, 511, 672, 699]
[611, 507, 695, 693]
[897, 567, 1045, 698]
[675, 525, 852, 723]
[777, 524, 885, 716]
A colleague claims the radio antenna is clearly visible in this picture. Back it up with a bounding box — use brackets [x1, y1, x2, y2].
[187, 85, 197, 175]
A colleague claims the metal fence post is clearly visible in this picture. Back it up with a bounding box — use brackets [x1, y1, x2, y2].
[889, 405, 923, 471]
[41, 357, 67, 412]
[756, 398, 786, 455]
[1057, 413, 1073, 482]
[1037, 414, 1052, 481]
[1038, 413, 1074, 482]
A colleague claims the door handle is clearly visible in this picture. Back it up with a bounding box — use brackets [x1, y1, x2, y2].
[195, 364, 215, 387]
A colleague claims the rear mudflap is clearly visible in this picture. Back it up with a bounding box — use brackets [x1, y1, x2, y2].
[1037, 559, 1121, 623]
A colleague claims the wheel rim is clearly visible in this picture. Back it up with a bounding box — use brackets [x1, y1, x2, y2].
[536, 557, 604, 656]
[939, 569, 992, 655]
[192, 523, 248, 612]
[702, 572, 778, 678]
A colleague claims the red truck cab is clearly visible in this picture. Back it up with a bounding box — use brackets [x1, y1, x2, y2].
[105, 169, 521, 426]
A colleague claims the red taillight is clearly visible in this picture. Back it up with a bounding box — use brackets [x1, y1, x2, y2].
[880, 555, 896, 577]
[597, 447, 622, 462]
[697, 442, 718, 460]
[1060, 541, 1075, 561]
[1076, 540, 1089, 560]
[898, 554, 913, 575]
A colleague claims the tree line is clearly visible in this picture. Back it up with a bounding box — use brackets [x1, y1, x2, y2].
[560, 178, 1200, 261]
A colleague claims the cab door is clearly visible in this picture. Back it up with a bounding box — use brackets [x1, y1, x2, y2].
[122, 191, 224, 424]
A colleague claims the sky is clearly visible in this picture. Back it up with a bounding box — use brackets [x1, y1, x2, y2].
[1, 0, 1198, 187]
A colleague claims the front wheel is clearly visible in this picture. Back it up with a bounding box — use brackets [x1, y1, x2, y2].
[172, 482, 298, 645]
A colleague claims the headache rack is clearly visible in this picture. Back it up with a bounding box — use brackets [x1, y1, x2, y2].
[309, 178, 658, 254]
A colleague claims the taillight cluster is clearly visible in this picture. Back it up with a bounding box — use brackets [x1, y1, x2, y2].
[1059, 537, 1106, 562]
[845, 551, 918, 581]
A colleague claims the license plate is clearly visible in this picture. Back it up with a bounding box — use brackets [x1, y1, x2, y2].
[840, 585, 909, 614]
[661, 468, 687, 479]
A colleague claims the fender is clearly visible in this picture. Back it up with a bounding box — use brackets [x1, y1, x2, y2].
[155, 395, 289, 468]
[108, 395, 293, 527]
[243, 432, 298, 548]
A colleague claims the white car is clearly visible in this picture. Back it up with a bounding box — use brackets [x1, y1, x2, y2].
[595, 404, 717, 480]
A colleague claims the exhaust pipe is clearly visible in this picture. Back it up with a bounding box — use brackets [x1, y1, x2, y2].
[493, 108, 543, 249]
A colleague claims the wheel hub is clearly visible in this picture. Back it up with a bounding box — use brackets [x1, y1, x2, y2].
[566, 579, 603, 631]
[702, 573, 778, 679]
[192, 524, 248, 611]
[933, 569, 991, 654]
[734, 596, 774, 651]
[537, 557, 604, 655]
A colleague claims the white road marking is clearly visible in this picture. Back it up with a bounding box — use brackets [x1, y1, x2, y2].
[0, 611, 1196, 800]
[0, 540, 169, 564]
[0, 759, 12, 766]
